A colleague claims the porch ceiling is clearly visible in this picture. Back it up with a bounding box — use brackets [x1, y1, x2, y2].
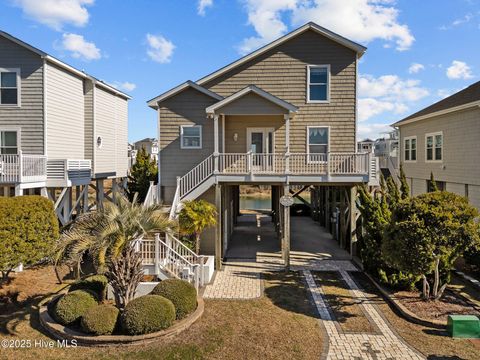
[206, 85, 298, 116]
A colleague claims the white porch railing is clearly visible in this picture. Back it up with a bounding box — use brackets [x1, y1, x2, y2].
[0, 152, 47, 183]
[139, 233, 205, 291]
[176, 152, 372, 201]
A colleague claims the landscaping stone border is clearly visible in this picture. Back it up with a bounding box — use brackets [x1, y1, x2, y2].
[39, 295, 204, 347]
[455, 270, 480, 290]
[363, 272, 446, 329]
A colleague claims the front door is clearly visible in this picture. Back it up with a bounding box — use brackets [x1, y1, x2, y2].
[247, 128, 274, 169]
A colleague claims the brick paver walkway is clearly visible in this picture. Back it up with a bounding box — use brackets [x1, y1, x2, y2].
[203, 261, 263, 299]
[304, 268, 424, 359]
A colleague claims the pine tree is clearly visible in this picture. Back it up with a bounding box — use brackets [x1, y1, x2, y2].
[429, 172, 439, 192]
[399, 163, 410, 200]
[127, 147, 158, 203]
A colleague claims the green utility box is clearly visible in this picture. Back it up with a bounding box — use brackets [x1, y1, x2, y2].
[447, 315, 480, 338]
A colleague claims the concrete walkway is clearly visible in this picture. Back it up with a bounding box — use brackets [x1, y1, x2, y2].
[304, 267, 424, 359]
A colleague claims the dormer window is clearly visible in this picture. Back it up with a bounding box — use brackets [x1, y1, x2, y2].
[307, 65, 330, 103]
[0, 68, 20, 106]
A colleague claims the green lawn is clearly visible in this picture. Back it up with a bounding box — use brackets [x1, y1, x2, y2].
[0, 267, 323, 360]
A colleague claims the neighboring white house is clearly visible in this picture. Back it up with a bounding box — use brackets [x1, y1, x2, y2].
[393, 80, 480, 209]
[357, 138, 375, 153]
[0, 30, 130, 224]
[133, 137, 159, 162]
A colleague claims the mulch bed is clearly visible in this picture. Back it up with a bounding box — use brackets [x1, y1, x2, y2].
[392, 288, 480, 323]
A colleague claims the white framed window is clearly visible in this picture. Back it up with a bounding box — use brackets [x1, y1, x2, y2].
[425, 132, 443, 162]
[404, 136, 416, 162]
[180, 125, 202, 149]
[307, 126, 329, 162]
[0, 130, 19, 154]
[0, 68, 20, 106]
[307, 65, 330, 103]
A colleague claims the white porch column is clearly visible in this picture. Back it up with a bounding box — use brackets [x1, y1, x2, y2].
[284, 113, 291, 173]
[213, 114, 219, 173]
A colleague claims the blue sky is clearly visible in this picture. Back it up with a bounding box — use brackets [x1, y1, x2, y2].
[0, 0, 479, 142]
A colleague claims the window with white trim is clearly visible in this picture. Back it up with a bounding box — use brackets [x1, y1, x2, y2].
[0, 69, 20, 105]
[404, 136, 416, 161]
[0, 130, 18, 154]
[307, 127, 328, 162]
[180, 125, 202, 149]
[307, 65, 329, 102]
[425, 132, 442, 161]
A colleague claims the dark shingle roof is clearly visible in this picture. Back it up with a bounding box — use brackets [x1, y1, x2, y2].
[394, 80, 480, 126]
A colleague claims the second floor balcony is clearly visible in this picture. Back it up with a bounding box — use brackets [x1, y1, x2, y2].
[178, 152, 379, 200]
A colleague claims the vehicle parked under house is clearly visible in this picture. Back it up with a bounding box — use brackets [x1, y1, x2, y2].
[147, 22, 380, 272]
[0, 30, 130, 224]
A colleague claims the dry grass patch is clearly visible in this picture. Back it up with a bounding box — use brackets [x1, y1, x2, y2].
[350, 272, 480, 360]
[1, 267, 323, 360]
[313, 271, 376, 334]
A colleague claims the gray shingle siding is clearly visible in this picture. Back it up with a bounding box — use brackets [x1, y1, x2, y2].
[0, 35, 44, 154]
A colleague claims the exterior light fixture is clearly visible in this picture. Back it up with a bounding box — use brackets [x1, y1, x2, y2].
[233, 133, 238, 142]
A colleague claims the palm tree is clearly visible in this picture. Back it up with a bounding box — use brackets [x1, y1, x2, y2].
[178, 200, 217, 254]
[55, 194, 174, 308]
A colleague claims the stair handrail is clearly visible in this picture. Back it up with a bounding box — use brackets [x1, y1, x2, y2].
[165, 232, 201, 263]
[169, 177, 181, 220]
[178, 154, 214, 199]
[155, 233, 202, 290]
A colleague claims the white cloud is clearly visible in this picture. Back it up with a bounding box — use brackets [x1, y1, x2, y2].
[60, 33, 101, 60]
[358, 74, 429, 122]
[111, 81, 136, 92]
[446, 60, 473, 80]
[238, 0, 414, 55]
[198, 0, 213, 16]
[357, 123, 393, 141]
[359, 74, 429, 102]
[408, 63, 424, 74]
[358, 98, 406, 122]
[146, 34, 175, 63]
[440, 13, 474, 30]
[13, 0, 94, 30]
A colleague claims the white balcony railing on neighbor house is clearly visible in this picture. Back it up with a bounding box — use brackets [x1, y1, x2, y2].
[0, 152, 47, 183]
[178, 152, 372, 199]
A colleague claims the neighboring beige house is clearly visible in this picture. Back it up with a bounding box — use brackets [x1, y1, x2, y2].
[147, 22, 379, 269]
[0, 30, 130, 224]
[393, 80, 480, 209]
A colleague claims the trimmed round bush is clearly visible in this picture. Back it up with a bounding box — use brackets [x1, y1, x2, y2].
[80, 304, 119, 335]
[151, 279, 197, 319]
[53, 290, 98, 325]
[69, 275, 108, 301]
[121, 295, 175, 335]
